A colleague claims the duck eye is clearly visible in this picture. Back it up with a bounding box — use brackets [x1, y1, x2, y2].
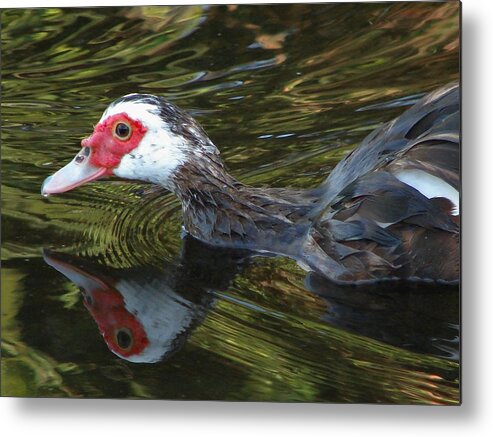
[115, 328, 133, 350]
[114, 122, 131, 140]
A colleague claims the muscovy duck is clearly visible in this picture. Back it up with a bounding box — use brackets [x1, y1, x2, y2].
[43, 238, 248, 363]
[42, 83, 460, 284]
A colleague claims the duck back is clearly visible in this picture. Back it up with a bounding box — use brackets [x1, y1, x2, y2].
[305, 83, 460, 284]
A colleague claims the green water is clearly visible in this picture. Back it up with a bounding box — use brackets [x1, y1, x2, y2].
[1, 3, 460, 403]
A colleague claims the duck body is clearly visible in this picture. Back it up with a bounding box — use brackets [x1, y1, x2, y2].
[42, 83, 460, 285]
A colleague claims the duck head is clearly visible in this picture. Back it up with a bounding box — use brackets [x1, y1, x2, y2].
[43, 249, 213, 363]
[41, 94, 220, 196]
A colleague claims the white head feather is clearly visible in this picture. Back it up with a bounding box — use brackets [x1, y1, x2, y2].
[100, 95, 191, 190]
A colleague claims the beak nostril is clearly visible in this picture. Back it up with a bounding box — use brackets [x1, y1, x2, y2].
[75, 147, 91, 163]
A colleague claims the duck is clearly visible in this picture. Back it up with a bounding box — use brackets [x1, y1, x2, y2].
[43, 247, 218, 363]
[43, 237, 459, 363]
[42, 237, 248, 363]
[42, 82, 460, 285]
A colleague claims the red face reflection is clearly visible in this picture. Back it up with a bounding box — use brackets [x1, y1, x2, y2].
[83, 286, 150, 358]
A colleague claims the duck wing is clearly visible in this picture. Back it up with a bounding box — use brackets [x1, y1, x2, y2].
[306, 83, 460, 284]
[307, 171, 459, 284]
[316, 82, 459, 208]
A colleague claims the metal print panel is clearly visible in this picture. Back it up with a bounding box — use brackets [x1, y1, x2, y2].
[1, 1, 460, 403]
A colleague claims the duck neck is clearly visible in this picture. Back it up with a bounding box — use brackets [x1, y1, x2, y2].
[168, 155, 308, 248]
[170, 154, 248, 244]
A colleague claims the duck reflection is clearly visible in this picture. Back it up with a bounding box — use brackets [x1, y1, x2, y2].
[43, 237, 458, 364]
[306, 273, 459, 359]
[43, 237, 250, 363]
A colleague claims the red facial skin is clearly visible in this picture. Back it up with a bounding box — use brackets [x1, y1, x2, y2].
[83, 285, 150, 359]
[82, 113, 147, 172]
[43, 253, 150, 358]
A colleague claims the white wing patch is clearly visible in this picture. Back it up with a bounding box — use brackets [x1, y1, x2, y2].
[394, 169, 459, 216]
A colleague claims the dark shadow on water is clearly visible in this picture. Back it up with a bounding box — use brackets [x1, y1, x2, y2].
[306, 274, 459, 361]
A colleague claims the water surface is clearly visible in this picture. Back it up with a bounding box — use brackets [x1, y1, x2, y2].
[1, 3, 460, 403]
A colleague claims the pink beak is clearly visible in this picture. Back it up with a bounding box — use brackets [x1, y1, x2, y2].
[41, 147, 110, 196]
[43, 249, 109, 293]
